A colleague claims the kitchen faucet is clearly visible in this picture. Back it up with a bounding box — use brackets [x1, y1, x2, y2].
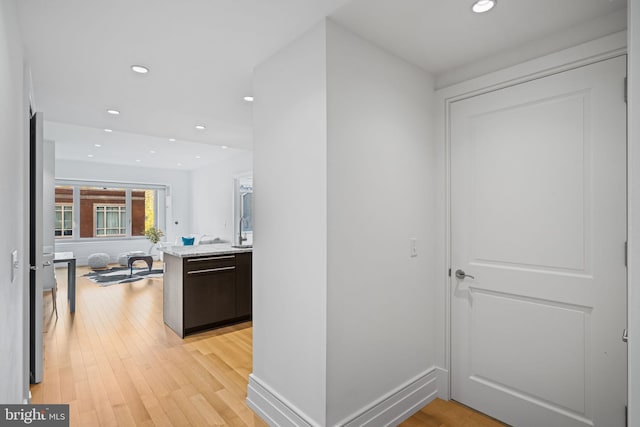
[238, 216, 247, 245]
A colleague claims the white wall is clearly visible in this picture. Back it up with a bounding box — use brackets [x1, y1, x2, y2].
[628, 4, 640, 425]
[250, 19, 438, 426]
[55, 159, 192, 265]
[325, 22, 437, 425]
[250, 21, 328, 426]
[190, 151, 252, 242]
[0, 0, 28, 404]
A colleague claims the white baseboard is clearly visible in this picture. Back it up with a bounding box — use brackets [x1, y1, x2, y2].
[435, 366, 449, 400]
[247, 374, 318, 427]
[247, 368, 439, 427]
[341, 368, 438, 427]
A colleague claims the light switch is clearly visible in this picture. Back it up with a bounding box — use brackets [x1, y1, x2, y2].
[409, 238, 417, 257]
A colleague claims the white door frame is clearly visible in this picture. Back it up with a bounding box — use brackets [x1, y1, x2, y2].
[627, 4, 640, 424]
[436, 31, 628, 401]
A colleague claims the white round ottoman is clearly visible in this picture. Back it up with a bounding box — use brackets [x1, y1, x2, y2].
[88, 253, 110, 269]
[117, 251, 146, 266]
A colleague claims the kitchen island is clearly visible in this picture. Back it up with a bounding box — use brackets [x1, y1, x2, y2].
[160, 244, 252, 338]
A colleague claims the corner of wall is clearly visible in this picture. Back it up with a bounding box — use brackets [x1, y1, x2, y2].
[339, 369, 439, 427]
[246, 375, 317, 427]
[251, 19, 329, 426]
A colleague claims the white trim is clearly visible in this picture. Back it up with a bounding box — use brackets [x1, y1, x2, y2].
[628, 3, 640, 425]
[23, 63, 33, 404]
[246, 374, 317, 427]
[437, 31, 626, 102]
[436, 31, 627, 404]
[435, 367, 449, 400]
[56, 177, 169, 190]
[340, 368, 438, 427]
[248, 369, 438, 427]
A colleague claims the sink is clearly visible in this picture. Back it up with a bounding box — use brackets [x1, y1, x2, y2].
[231, 244, 253, 249]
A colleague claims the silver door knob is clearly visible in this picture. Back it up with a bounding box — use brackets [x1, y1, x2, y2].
[455, 269, 475, 280]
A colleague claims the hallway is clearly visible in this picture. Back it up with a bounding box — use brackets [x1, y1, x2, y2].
[32, 266, 503, 426]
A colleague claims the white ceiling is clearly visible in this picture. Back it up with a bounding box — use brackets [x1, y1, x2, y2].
[47, 121, 247, 171]
[331, 0, 626, 85]
[16, 0, 352, 165]
[16, 0, 627, 168]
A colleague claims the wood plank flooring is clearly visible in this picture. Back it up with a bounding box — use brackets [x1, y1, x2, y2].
[32, 264, 505, 427]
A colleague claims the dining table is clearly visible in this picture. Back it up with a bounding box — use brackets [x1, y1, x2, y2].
[54, 252, 76, 313]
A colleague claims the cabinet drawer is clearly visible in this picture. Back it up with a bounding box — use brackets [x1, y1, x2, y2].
[184, 254, 235, 272]
[184, 269, 236, 329]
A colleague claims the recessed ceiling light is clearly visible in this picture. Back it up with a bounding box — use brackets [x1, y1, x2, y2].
[131, 65, 149, 74]
[135, 159, 141, 163]
[104, 128, 112, 133]
[177, 163, 182, 166]
[243, 96, 254, 102]
[107, 109, 120, 115]
[195, 125, 206, 130]
[87, 154, 94, 158]
[168, 138, 176, 142]
[195, 155, 201, 159]
[94, 144, 102, 148]
[221, 145, 228, 149]
[472, 0, 496, 13]
[150, 150, 156, 154]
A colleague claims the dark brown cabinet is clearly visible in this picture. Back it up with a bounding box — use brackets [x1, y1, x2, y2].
[235, 252, 252, 317]
[163, 251, 252, 337]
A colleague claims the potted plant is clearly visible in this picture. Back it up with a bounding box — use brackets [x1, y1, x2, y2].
[144, 226, 164, 255]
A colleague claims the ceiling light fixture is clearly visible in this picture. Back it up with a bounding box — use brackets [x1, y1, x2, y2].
[472, 0, 496, 13]
[135, 159, 141, 163]
[150, 150, 156, 154]
[94, 144, 102, 148]
[107, 109, 120, 115]
[177, 163, 182, 166]
[87, 154, 94, 158]
[104, 128, 113, 133]
[195, 155, 201, 159]
[243, 96, 254, 102]
[221, 145, 228, 149]
[131, 65, 150, 74]
[168, 138, 176, 142]
[195, 125, 206, 130]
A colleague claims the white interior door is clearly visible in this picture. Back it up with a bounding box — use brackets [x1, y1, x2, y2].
[450, 56, 627, 427]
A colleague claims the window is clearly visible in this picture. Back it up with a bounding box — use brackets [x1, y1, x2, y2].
[55, 185, 74, 239]
[95, 205, 126, 236]
[55, 204, 73, 238]
[234, 174, 253, 244]
[241, 191, 253, 232]
[54, 180, 166, 241]
[80, 186, 126, 238]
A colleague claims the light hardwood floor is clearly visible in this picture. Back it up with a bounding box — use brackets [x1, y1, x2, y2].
[33, 265, 505, 427]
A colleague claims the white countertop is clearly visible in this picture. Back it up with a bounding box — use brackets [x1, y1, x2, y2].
[159, 243, 252, 258]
